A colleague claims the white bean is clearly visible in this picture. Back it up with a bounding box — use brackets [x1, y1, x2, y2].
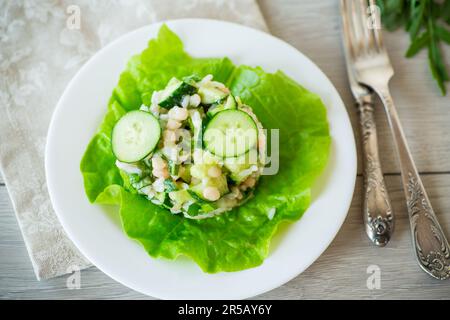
[152, 178, 166, 192]
[151, 156, 166, 170]
[166, 119, 181, 130]
[168, 106, 188, 121]
[244, 177, 256, 188]
[181, 95, 190, 108]
[199, 74, 213, 86]
[203, 186, 220, 201]
[231, 187, 243, 200]
[207, 166, 222, 178]
[153, 168, 169, 179]
[149, 104, 159, 116]
[189, 94, 201, 107]
[163, 130, 177, 144]
[239, 183, 249, 191]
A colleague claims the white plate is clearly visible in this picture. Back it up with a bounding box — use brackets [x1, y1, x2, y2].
[46, 19, 356, 299]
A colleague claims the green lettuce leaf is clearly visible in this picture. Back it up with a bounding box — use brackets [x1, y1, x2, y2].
[80, 25, 330, 273]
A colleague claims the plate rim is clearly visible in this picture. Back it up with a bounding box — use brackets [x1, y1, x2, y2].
[45, 18, 357, 299]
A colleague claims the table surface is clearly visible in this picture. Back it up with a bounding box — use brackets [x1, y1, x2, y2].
[1, 0, 450, 300]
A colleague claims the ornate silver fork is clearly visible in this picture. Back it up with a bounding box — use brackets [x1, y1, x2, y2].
[341, 0, 450, 280]
[341, 1, 394, 247]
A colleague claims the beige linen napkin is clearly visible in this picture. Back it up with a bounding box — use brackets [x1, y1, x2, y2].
[0, 0, 268, 280]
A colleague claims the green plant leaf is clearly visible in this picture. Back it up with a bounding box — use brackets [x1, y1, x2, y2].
[427, 9, 448, 94]
[406, 31, 429, 57]
[436, 25, 450, 44]
[408, 0, 426, 39]
[379, 0, 449, 95]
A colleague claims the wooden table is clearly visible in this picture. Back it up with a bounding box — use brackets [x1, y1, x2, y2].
[1, 0, 449, 299]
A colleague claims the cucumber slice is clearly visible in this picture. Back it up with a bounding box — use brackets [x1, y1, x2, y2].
[112, 110, 161, 163]
[198, 85, 228, 104]
[207, 94, 237, 118]
[203, 110, 258, 158]
[159, 78, 196, 108]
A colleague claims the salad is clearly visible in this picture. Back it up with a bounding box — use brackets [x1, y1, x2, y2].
[81, 25, 330, 273]
[112, 74, 266, 219]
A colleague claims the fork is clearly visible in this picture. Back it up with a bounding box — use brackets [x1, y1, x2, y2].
[341, 6, 394, 247]
[341, 0, 450, 279]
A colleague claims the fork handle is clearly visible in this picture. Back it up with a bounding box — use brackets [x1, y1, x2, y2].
[358, 94, 394, 246]
[375, 85, 450, 280]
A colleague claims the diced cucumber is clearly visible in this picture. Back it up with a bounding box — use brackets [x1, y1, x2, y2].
[154, 192, 171, 208]
[190, 154, 221, 180]
[168, 160, 179, 176]
[132, 176, 153, 190]
[211, 175, 230, 196]
[198, 85, 228, 104]
[207, 95, 237, 118]
[224, 94, 237, 109]
[190, 164, 206, 180]
[142, 156, 153, 169]
[159, 77, 196, 109]
[186, 190, 217, 213]
[200, 203, 217, 213]
[187, 189, 203, 202]
[189, 175, 229, 201]
[178, 164, 191, 183]
[119, 171, 138, 193]
[224, 149, 258, 183]
[182, 75, 200, 86]
[203, 110, 258, 158]
[186, 203, 202, 216]
[168, 189, 194, 206]
[230, 169, 255, 184]
[163, 179, 178, 192]
[111, 110, 161, 163]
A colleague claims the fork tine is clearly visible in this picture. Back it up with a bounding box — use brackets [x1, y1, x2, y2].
[359, 0, 385, 54]
[348, 0, 363, 55]
[368, 0, 384, 52]
[357, 0, 373, 53]
[341, 0, 359, 86]
[342, 0, 363, 59]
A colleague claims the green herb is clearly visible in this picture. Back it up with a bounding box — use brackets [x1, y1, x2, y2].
[163, 179, 178, 192]
[377, 0, 450, 95]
